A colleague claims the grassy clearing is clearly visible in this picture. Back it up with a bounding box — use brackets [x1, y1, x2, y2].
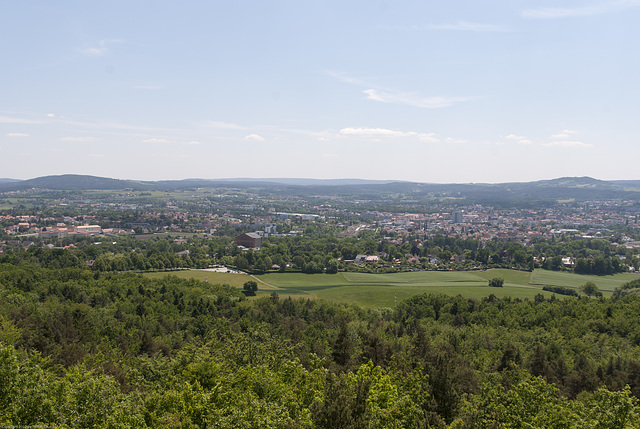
[141, 268, 640, 308]
[257, 272, 349, 287]
[144, 270, 251, 288]
[0, 198, 38, 209]
[343, 271, 484, 285]
[529, 270, 637, 293]
[256, 270, 553, 307]
[472, 269, 532, 285]
[309, 283, 552, 308]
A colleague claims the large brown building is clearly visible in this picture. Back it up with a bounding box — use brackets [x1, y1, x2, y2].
[235, 232, 262, 248]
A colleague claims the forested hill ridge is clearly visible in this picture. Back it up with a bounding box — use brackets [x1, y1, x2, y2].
[2, 174, 640, 204]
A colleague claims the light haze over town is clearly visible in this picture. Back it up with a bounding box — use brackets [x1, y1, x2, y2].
[1, 1, 639, 183]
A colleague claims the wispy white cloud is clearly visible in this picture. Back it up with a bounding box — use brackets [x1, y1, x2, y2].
[505, 134, 533, 145]
[244, 134, 265, 141]
[542, 129, 592, 147]
[78, 39, 123, 57]
[427, 21, 510, 32]
[204, 121, 243, 129]
[0, 116, 41, 124]
[325, 71, 474, 109]
[550, 129, 578, 139]
[60, 136, 99, 142]
[269, 126, 335, 142]
[522, 0, 640, 18]
[79, 47, 108, 57]
[322, 70, 371, 86]
[143, 137, 201, 145]
[143, 138, 172, 144]
[6, 112, 176, 142]
[339, 127, 440, 143]
[543, 141, 594, 147]
[61, 118, 170, 133]
[523, 5, 605, 18]
[363, 89, 474, 109]
[6, 133, 29, 137]
[443, 137, 468, 144]
[340, 127, 412, 137]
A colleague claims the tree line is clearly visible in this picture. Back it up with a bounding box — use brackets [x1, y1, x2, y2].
[2, 231, 637, 276]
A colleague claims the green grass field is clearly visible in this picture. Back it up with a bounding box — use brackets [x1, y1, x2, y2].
[144, 270, 252, 288]
[0, 198, 36, 210]
[255, 270, 551, 307]
[142, 268, 640, 308]
[529, 270, 638, 292]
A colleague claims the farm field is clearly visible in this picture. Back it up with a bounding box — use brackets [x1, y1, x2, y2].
[143, 268, 639, 308]
[144, 270, 252, 288]
[529, 270, 638, 292]
[0, 198, 35, 210]
[255, 270, 548, 307]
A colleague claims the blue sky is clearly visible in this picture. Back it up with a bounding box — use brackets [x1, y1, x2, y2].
[1, 1, 639, 183]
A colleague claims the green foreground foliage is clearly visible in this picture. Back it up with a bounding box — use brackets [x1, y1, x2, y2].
[2, 262, 640, 427]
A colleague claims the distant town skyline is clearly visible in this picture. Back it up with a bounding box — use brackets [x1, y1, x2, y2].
[2, 1, 639, 182]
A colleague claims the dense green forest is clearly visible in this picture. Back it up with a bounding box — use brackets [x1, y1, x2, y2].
[2, 262, 640, 427]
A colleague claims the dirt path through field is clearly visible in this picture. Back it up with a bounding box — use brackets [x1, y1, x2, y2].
[249, 275, 319, 299]
[249, 275, 283, 290]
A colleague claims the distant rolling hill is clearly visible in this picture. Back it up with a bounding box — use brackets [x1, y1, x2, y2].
[0, 175, 396, 192]
[399, 177, 640, 205]
[0, 174, 639, 204]
[0, 174, 151, 191]
[207, 177, 396, 186]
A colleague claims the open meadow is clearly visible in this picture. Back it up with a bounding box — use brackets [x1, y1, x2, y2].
[144, 269, 252, 288]
[143, 268, 640, 308]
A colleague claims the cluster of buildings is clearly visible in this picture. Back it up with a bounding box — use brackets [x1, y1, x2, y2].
[37, 224, 103, 238]
[347, 204, 640, 249]
[2, 215, 132, 238]
[3, 188, 640, 263]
